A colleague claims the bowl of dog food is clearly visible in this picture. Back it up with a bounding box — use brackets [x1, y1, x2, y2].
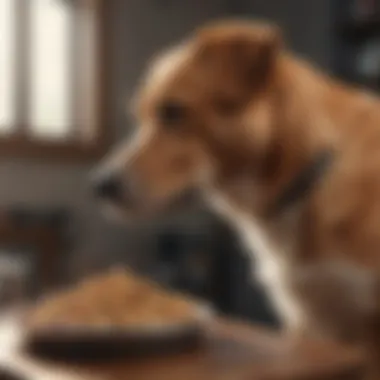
[23, 268, 214, 361]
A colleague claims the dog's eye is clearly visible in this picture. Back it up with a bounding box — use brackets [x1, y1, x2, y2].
[158, 101, 186, 126]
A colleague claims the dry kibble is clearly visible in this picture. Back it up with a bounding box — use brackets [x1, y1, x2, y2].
[28, 268, 199, 330]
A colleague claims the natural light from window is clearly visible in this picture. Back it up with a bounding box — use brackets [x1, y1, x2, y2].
[0, 0, 102, 158]
[30, 0, 73, 139]
[0, 0, 15, 133]
[0, 0, 80, 140]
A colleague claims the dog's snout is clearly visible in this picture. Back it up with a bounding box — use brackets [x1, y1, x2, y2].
[92, 173, 123, 201]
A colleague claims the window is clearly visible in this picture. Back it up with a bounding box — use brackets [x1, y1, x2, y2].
[0, 0, 107, 161]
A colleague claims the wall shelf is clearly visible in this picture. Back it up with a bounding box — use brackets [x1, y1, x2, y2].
[338, 17, 380, 42]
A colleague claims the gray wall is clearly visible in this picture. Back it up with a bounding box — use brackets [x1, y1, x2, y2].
[0, 0, 231, 280]
[233, 0, 333, 69]
[0, 0, 333, 280]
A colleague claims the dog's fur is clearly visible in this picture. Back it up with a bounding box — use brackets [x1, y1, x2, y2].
[96, 20, 380, 372]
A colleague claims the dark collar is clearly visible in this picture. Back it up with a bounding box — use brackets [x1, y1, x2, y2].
[266, 149, 335, 217]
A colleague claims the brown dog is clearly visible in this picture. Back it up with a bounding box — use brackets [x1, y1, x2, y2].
[93, 19, 380, 373]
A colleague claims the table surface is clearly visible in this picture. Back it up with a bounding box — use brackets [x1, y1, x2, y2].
[0, 313, 366, 380]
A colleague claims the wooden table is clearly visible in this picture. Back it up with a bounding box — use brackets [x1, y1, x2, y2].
[0, 316, 366, 380]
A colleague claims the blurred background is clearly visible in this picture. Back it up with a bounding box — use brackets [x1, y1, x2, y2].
[0, 0, 379, 327]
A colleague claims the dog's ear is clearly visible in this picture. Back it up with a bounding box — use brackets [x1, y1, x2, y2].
[195, 21, 282, 89]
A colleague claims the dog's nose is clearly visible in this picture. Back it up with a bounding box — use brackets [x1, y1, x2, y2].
[92, 173, 123, 201]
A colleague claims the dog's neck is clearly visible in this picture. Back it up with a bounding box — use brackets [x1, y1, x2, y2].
[208, 54, 336, 221]
[265, 149, 334, 217]
[209, 149, 334, 220]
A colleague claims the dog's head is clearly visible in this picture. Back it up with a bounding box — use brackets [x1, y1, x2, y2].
[93, 20, 283, 219]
